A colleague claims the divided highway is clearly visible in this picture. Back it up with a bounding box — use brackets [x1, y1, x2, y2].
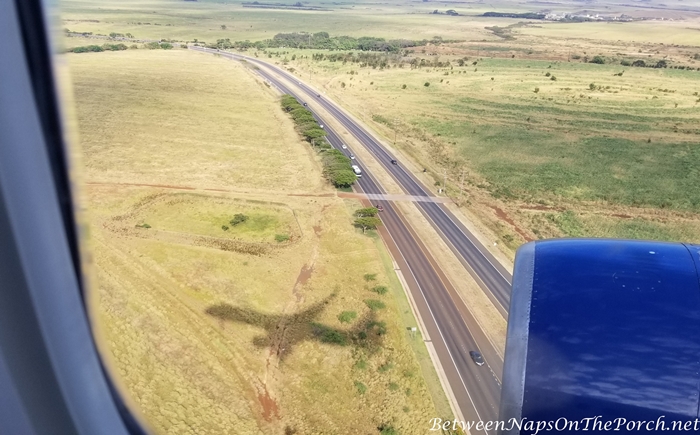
[221, 49, 513, 318]
[190, 46, 503, 432]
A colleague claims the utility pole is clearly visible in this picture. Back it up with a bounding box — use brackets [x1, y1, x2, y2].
[459, 169, 465, 199]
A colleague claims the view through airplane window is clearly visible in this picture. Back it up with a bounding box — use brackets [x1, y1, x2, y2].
[55, 0, 700, 433]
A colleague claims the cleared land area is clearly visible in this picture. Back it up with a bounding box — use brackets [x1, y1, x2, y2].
[69, 49, 445, 434]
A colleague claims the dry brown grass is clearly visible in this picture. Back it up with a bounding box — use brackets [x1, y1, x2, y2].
[70, 48, 446, 434]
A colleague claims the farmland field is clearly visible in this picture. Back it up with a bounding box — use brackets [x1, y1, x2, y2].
[68, 49, 446, 434]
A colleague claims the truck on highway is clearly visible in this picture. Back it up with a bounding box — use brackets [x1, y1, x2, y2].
[351, 165, 362, 177]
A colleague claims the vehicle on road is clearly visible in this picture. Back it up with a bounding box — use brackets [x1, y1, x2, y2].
[351, 165, 362, 177]
[341, 144, 347, 149]
[390, 159, 398, 165]
[375, 204, 384, 212]
[469, 351, 485, 366]
[303, 102, 307, 106]
[316, 94, 321, 97]
[350, 154, 356, 160]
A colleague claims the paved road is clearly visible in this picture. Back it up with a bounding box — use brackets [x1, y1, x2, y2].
[209, 48, 513, 318]
[190, 46, 503, 432]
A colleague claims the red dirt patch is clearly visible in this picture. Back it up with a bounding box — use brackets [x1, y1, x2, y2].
[489, 205, 533, 242]
[257, 384, 280, 422]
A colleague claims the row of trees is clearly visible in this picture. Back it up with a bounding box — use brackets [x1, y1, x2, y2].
[67, 42, 176, 53]
[211, 32, 455, 53]
[280, 95, 357, 188]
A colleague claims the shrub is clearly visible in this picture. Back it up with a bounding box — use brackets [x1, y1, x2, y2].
[590, 55, 605, 64]
[275, 234, 290, 243]
[222, 225, 229, 231]
[311, 323, 347, 345]
[136, 223, 151, 229]
[354, 381, 367, 394]
[338, 311, 357, 323]
[371, 285, 388, 295]
[378, 425, 398, 435]
[424, 82, 430, 87]
[401, 84, 407, 89]
[365, 299, 386, 310]
[550, 75, 556, 81]
[388, 382, 400, 391]
[545, 72, 551, 77]
[589, 83, 596, 90]
[533, 87, 539, 93]
[354, 359, 367, 370]
[363, 273, 377, 282]
[230, 213, 248, 226]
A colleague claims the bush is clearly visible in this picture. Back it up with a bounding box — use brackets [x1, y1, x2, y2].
[378, 425, 398, 435]
[424, 82, 430, 87]
[354, 381, 367, 395]
[136, 223, 151, 229]
[311, 323, 347, 345]
[230, 213, 248, 226]
[365, 299, 386, 310]
[590, 55, 605, 64]
[364, 273, 377, 282]
[222, 225, 229, 231]
[372, 285, 388, 295]
[388, 382, 400, 391]
[275, 234, 290, 243]
[338, 311, 358, 323]
[533, 87, 539, 93]
[401, 84, 407, 89]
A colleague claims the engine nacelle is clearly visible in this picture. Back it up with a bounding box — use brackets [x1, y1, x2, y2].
[501, 239, 700, 434]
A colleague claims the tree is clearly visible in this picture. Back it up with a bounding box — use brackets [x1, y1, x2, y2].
[230, 213, 248, 226]
[590, 55, 605, 64]
[355, 207, 378, 217]
[354, 217, 382, 233]
[330, 169, 356, 188]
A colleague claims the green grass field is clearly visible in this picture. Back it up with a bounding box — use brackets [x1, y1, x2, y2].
[69, 48, 447, 434]
[281, 46, 700, 248]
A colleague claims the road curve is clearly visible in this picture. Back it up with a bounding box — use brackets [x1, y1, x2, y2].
[189, 46, 503, 432]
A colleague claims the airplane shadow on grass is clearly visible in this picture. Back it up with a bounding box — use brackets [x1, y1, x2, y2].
[205, 293, 386, 361]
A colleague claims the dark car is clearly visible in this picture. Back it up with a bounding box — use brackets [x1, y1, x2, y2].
[376, 204, 384, 212]
[303, 102, 308, 106]
[469, 351, 485, 366]
[316, 94, 321, 97]
[390, 159, 398, 165]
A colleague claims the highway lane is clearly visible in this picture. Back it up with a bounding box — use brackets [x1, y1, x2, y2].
[211, 49, 513, 319]
[189, 47, 502, 431]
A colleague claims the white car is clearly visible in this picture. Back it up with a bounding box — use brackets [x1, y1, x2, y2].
[341, 144, 347, 149]
[350, 154, 356, 160]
